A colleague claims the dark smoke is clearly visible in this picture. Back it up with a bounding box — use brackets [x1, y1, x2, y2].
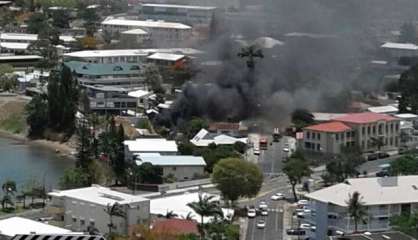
[165, 0, 418, 126]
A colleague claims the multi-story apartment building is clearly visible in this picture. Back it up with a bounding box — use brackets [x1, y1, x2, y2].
[64, 61, 145, 88]
[0, 33, 76, 54]
[139, 3, 217, 26]
[48, 185, 150, 235]
[101, 18, 192, 47]
[303, 112, 400, 154]
[84, 85, 138, 113]
[305, 176, 418, 240]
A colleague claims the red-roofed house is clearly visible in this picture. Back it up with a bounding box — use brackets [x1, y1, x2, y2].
[151, 219, 199, 237]
[303, 112, 400, 154]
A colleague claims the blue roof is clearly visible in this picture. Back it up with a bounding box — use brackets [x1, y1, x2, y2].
[64, 61, 142, 76]
[135, 155, 206, 166]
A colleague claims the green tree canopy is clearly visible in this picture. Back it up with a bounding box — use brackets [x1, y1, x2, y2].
[212, 157, 263, 203]
[59, 167, 90, 190]
[27, 12, 49, 34]
[26, 94, 49, 137]
[390, 154, 418, 176]
[283, 152, 312, 201]
[391, 212, 418, 238]
[133, 163, 163, 184]
[291, 108, 315, 130]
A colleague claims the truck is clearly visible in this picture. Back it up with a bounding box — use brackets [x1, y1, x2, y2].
[273, 128, 281, 142]
[259, 137, 268, 150]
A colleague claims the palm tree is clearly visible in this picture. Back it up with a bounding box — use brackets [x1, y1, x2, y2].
[164, 210, 178, 219]
[237, 45, 264, 69]
[104, 202, 126, 236]
[347, 191, 367, 232]
[187, 194, 223, 239]
[2, 180, 16, 196]
[182, 212, 195, 220]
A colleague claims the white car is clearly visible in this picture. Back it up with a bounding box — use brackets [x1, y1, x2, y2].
[257, 219, 266, 229]
[299, 223, 312, 230]
[297, 199, 309, 207]
[259, 201, 268, 210]
[261, 209, 268, 216]
[247, 208, 256, 218]
[283, 147, 289, 152]
[271, 193, 284, 201]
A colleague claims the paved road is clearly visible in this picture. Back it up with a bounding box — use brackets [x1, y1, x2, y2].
[246, 191, 287, 240]
[258, 137, 294, 176]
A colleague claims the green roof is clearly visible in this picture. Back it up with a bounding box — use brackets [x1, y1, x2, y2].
[64, 61, 142, 76]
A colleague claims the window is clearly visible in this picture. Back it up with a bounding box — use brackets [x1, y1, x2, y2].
[336, 134, 339, 141]
[395, 123, 399, 131]
[305, 142, 311, 149]
[72, 217, 77, 223]
[346, 132, 350, 138]
[89, 220, 95, 227]
[367, 126, 371, 134]
[378, 124, 383, 134]
[351, 131, 356, 137]
[362, 127, 365, 135]
[312, 132, 316, 139]
[390, 123, 394, 132]
[316, 144, 320, 151]
[372, 125, 376, 135]
[317, 133, 321, 140]
[80, 219, 85, 225]
[306, 132, 310, 139]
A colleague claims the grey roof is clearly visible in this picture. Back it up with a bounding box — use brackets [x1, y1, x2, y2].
[330, 231, 416, 240]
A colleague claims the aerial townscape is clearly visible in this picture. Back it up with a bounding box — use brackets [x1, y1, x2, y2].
[2, 0, 418, 240]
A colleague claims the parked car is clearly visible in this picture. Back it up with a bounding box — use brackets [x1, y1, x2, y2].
[259, 201, 268, 210]
[300, 223, 316, 231]
[297, 199, 309, 207]
[378, 152, 390, 158]
[247, 208, 256, 218]
[286, 228, 306, 236]
[257, 219, 266, 229]
[271, 193, 284, 200]
[261, 209, 268, 216]
[367, 153, 378, 161]
[283, 147, 289, 152]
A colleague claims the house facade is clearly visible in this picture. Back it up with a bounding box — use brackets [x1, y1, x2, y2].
[48, 185, 150, 235]
[303, 112, 400, 154]
[304, 176, 418, 240]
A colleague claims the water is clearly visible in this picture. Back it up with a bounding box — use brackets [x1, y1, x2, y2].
[0, 137, 74, 191]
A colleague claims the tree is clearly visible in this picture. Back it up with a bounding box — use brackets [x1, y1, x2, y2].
[291, 108, 314, 130]
[283, 152, 312, 201]
[211, 158, 263, 205]
[27, 12, 49, 34]
[133, 163, 163, 184]
[48, 65, 79, 133]
[164, 210, 178, 219]
[76, 125, 94, 171]
[370, 136, 384, 151]
[113, 125, 126, 185]
[0, 64, 17, 91]
[26, 94, 49, 138]
[347, 191, 367, 232]
[391, 212, 418, 238]
[144, 64, 164, 93]
[1, 195, 14, 210]
[50, 9, 71, 29]
[390, 155, 418, 176]
[399, 22, 417, 44]
[105, 202, 126, 236]
[398, 65, 418, 113]
[187, 194, 223, 238]
[322, 146, 363, 185]
[2, 180, 17, 196]
[59, 167, 90, 189]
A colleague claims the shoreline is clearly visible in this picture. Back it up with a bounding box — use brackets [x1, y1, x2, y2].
[0, 130, 76, 160]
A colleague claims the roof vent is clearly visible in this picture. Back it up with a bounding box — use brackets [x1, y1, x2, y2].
[382, 235, 391, 239]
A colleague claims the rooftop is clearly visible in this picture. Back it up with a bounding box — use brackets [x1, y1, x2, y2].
[0, 55, 42, 60]
[0, 42, 30, 50]
[367, 105, 399, 114]
[128, 89, 152, 98]
[64, 61, 142, 75]
[136, 155, 206, 167]
[306, 176, 418, 206]
[152, 219, 199, 236]
[329, 231, 416, 240]
[147, 52, 185, 61]
[190, 129, 247, 147]
[395, 113, 418, 119]
[381, 42, 418, 50]
[48, 185, 149, 206]
[122, 28, 149, 35]
[102, 18, 192, 30]
[332, 112, 398, 124]
[305, 121, 352, 133]
[312, 112, 348, 122]
[0, 217, 72, 237]
[142, 3, 216, 10]
[150, 193, 233, 223]
[64, 48, 203, 58]
[124, 138, 178, 153]
[0, 33, 37, 41]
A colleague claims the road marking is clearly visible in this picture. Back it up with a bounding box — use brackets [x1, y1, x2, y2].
[251, 218, 256, 240]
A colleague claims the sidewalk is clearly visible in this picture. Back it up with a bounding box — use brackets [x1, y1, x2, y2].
[239, 217, 248, 240]
[282, 202, 293, 240]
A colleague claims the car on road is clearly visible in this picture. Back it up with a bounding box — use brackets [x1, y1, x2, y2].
[283, 147, 289, 152]
[247, 208, 256, 218]
[257, 219, 266, 229]
[367, 153, 378, 161]
[378, 152, 390, 158]
[259, 201, 268, 210]
[286, 228, 306, 236]
[300, 223, 316, 231]
[261, 209, 268, 216]
[297, 199, 309, 207]
[271, 193, 285, 200]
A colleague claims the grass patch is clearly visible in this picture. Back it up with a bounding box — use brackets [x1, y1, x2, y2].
[0, 112, 26, 134]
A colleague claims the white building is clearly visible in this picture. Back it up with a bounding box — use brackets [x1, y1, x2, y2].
[140, 3, 217, 26]
[0, 33, 76, 53]
[381, 42, 418, 58]
[368, 105, 399, 115]
[48, 185, 150, 235]
[128, 89, 153, 110]
[0, 217, 72, 240]
[63, 48, 203, 64]
[305, 176, 418, 240]
[190, 129, 247, 147]
[136, 155, 206, 181]
[124, 138, 178, 161]
[150, 192, 233, 223]
[101, 18, 192, 46]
